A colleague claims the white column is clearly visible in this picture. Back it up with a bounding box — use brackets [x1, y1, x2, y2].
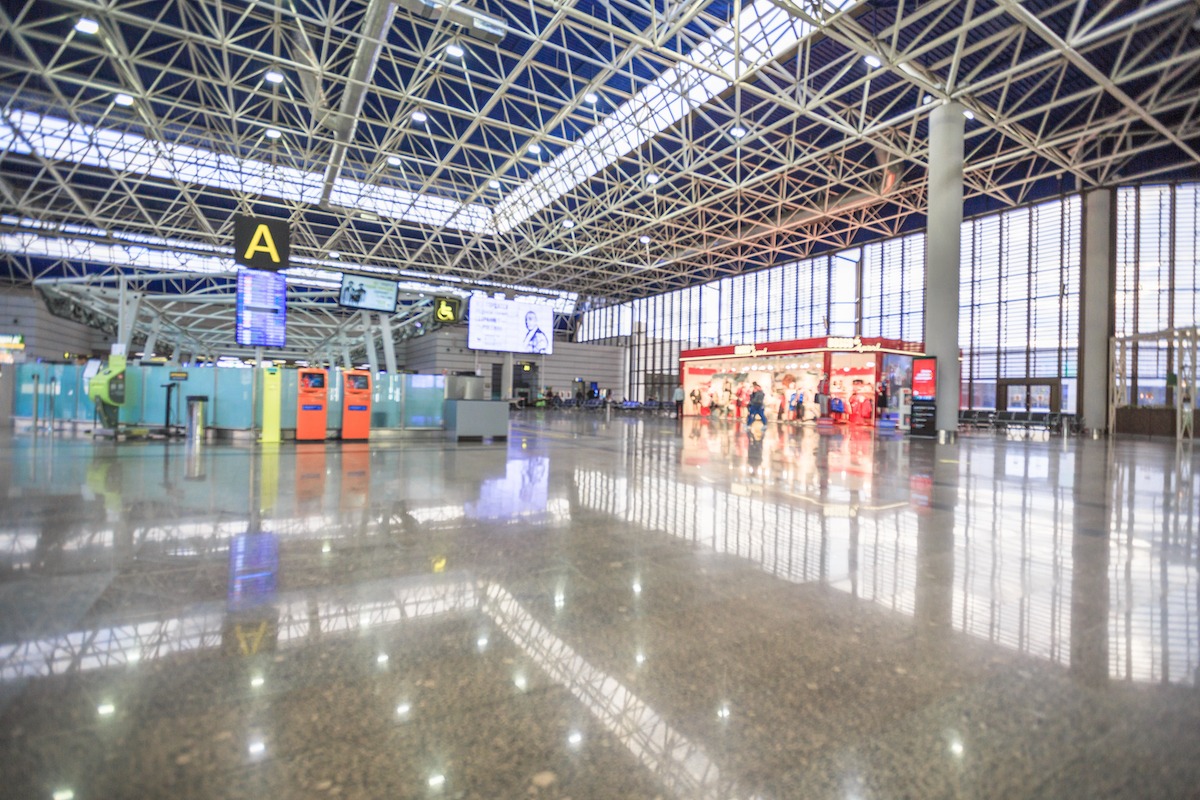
[360, 311, 379, 374]
[924, 101, 965, 435]
[501, 352, 514, 399]
[1080, 189, 1113, 431]
[378, 314, 398, 373]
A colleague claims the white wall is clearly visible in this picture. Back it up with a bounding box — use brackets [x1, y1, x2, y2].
[397, 327, 625, 398]
[0, 288, 112, 362]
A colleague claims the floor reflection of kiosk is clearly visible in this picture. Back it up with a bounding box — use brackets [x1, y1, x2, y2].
[297, 368, 328, 441]
[341, 370, 372, 441]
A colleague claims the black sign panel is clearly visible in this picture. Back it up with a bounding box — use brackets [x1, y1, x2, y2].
[910, 399, 938, 438]
[233, 215, 290, 271]
[433, 296, 463, 323]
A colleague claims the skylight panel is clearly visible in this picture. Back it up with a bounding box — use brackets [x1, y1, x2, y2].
[491, 0, 850, 233]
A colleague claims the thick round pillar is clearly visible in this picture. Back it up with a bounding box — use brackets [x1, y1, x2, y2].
[925, 102, 965, 435]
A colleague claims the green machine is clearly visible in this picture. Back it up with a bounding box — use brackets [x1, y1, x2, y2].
[87, 353, 127, 429]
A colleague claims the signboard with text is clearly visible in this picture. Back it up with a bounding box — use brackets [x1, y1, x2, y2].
[912, 357, 937, 401]
[236, 269, 287, 348]
[234, 215, 290, 271]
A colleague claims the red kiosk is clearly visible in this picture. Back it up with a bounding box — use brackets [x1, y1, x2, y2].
[296, 368, 329, 441]
[341, 370, 372, 441]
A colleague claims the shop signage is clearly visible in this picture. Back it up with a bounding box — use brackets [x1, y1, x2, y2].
[169, 371, 189, 381]
[0, 334, 25, 350]
[827, 336, 882, 353]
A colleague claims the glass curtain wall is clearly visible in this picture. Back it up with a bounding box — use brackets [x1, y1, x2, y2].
[581, 195, 1101, 408]
[959, 195, 1082, 412]
[1114, 184, 1200, 406]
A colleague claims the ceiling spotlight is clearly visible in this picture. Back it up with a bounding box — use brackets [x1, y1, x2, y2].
[645, 172, 660, 185]
[74, 18, 100, 35]
[265, 70, 284, 84]
[584, 92, 598, 104]
[114, 93, 134, 107]
[328, 250, 341, 259]
[488, 179, 501, 189]
[265, 128, 282, 139]
[963, 109, 975, 120]
[386, 155, 402, 166]
[446, 43, 465, 58]
[527, 143, 541, 155]
[730, 125, 747, 139]
[411, 111, 428, 123]
[639, 235, 651, 244]
[922, 94, 932, 105]
[863, 55, 882, 68]
[562, 219, 575, 229]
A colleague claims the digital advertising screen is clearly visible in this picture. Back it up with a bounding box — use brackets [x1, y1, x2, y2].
[467, 296, 554, 355]
[912, 357, 937, 401]
[236, 268, 287, 348]
[338, 273, 398, 313]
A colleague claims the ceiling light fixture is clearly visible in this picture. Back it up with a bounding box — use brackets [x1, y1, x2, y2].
[963, 109, 975, 120]
[527, 144, 541, 155]
[386, 155, 402, 166]
[584, 92, 598, 104]
[265, 70, 284, 84]
[730, 125, 747, 139]
[645, 172, 660, 185]
[446, 43, 465, 58]
[113, 93, 134, 107]
[265, 128, 282, 139]
[863, 55, 882, 68]
[411, 111, 428, 123]
[639, 235, 651, 244]
[562, 219, 575, 229]
[74, 18, 100, 35]
[488, 179, 501, 189]
[328, 250, 341, 259]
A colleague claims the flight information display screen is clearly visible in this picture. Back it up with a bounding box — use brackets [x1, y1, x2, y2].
[236, 268, 287, 348]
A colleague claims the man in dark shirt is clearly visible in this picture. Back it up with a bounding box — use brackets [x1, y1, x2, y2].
[747, 382, 767, 426]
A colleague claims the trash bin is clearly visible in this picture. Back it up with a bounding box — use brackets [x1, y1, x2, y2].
[186, 395, 208, 444]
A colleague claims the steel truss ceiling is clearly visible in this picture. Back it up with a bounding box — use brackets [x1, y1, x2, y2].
[1, 0, 1199, 335]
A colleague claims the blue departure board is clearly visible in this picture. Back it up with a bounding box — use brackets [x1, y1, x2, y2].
[236, 268, 287, 347]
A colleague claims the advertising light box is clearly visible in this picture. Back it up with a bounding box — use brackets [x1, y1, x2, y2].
[912, 357, 937, 401]
[467, 296, 553, 355]
[338, 273, 398, 314]
[236, 268, 287, 348]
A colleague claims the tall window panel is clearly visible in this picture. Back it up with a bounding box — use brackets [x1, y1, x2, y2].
[1115, 184, 1200, 405]
[862, 233, 925, 341]
[960, 196, 1081, 412]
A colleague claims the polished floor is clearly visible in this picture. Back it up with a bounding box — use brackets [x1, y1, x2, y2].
[0, 413, 1197, 799]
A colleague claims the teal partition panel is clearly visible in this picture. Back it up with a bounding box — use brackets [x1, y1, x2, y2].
[213, 367, 254, 429]
[280, 369, 298, 430]
[326, 370, 344, 430]
[117, 366, 144, 426]
[403, 374, 445, 428]
[372, 373, 403, 428]
[13, 364, 42, 417]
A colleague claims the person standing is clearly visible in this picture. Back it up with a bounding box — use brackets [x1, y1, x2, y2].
[673, 385, 685, 417]
[746, 382, 767, 426]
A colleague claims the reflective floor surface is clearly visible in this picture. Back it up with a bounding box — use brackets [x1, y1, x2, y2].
[0, 413, 1197, 799]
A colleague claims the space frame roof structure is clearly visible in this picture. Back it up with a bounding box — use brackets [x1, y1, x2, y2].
[1, 0, 1199, 357]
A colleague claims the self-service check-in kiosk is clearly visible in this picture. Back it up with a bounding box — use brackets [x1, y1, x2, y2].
[296, 368, 328, 441]
[341, 370, 372, 440]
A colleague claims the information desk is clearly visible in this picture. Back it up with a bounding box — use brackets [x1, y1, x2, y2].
[444, 400, 509, 440]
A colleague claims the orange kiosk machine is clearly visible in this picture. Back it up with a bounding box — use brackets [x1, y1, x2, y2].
[296, 368, 329, 441]
[341, 370, 372, 441]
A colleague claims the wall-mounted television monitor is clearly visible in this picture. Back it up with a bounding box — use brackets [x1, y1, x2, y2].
[338, 273, 398, 314]
[235, 268, 287, 348]
[467, 296, 554, 355]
